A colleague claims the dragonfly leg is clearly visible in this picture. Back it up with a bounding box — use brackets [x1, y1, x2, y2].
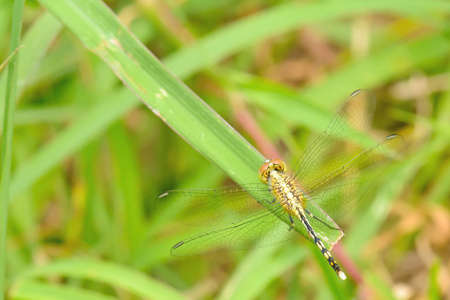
[264, 197, 277, 205]
[297, 208, 346, 280]
[304, 209, 341, 231]
[288, 214, 295, 230]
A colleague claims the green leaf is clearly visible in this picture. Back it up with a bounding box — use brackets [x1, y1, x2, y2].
[10, 280, 118, 300]
[218, 244, 307, 300]
[0, 1, 25, 299]
[428, 261, 441, 300]
[17, 258, 187, 300]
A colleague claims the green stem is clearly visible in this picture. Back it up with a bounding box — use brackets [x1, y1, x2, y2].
[0, 0, 24, 297]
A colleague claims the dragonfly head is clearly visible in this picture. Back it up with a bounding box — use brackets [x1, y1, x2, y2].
[258, 159, 287, 184]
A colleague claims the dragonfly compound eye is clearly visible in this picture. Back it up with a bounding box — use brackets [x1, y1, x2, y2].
[271, 159, 287, 173]
[258, 159, 287, 184]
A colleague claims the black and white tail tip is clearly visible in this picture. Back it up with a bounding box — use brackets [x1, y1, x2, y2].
[299, 210, 347, 280]
[315, 237, 347, 280]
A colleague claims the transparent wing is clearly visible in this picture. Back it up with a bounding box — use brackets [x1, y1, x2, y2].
[157, 90, 402, 256]
[155, 183, 272, 227]
[158, 182, 344, 254]
[303, 134, 404, 221]
[170, 204, 298, 256]
[170, 200, 346, 256]
[304, 200, 344, 249]
[292, 90, 376, 186]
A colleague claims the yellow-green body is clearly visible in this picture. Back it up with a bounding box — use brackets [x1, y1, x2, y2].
[259, 159, 347, 280]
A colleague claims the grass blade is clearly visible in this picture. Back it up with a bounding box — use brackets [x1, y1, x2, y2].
[10, 280, 118, 300]
[0, 0, 24, 298]
[38, 0, 264, 191]
[17, 258, 187, 300]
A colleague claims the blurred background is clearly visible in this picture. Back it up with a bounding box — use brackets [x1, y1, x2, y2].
[1, 0, 449, 299]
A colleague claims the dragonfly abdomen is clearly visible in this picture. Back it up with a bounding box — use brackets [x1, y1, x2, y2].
[295, 207, 347, 280]
[267, 170, 347, 280]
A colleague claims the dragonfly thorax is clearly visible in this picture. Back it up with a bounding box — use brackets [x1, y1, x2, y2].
[258, 159, 304, 211]
[268, 171, 304, 212]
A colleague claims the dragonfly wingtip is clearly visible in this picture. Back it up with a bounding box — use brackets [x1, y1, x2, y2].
[173, 241, 184, 249]
[350, 89, 362, 97]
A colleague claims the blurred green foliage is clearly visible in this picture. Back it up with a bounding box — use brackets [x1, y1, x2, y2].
[1, 0, 449, 299]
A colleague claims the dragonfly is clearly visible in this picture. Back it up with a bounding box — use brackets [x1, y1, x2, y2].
[156, 89, 403, 280]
